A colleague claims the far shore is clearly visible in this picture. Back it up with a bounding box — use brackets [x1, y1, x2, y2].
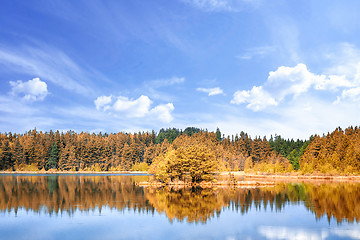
[2, 170, 360, 182]
[0, 170, 148, 175]
[221, 171, 360, 182]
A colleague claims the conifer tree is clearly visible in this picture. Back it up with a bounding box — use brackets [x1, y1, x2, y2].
[46, 143, 58, 170]
[215, 128, 222, 142]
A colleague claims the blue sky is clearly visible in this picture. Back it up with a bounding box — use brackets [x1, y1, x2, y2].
[1, 0, 360, 139]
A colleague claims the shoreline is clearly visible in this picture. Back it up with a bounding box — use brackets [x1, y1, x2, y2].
[2, 170, 360, 182]
[137, 180, 276, 188]
[221, 171, 360, 182]
[0, 170, 148, 175]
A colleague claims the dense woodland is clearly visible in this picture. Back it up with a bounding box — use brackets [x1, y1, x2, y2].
[0, 127, 289, 173]
[300, 126, 360, 174]
[0, 126, 360, 175]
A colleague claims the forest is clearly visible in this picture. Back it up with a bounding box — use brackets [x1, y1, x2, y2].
[0, 126, 360, 175]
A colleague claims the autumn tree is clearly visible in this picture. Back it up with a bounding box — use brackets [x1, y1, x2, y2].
[150, 145, 218, 183]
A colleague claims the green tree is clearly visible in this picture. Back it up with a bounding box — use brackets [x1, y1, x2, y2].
[0, 140, 13, 170]
[216, 128, 222, 142]
[288, 149, 299, 170]
[46, 143, 58, 170]
[183, 127, 201, 136]
[12, 139, 25, 167]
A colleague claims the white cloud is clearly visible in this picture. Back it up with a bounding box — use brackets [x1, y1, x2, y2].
[314, 75, 353, 91]
[197, 87, 224, 96]
[9, 77, 48, 101]
[113, 95, 152, 118]
[267, 63, 321, 99]
[232, 62, 360, 111]
[94, 95, 174, 123]
[149, 103, 175, 123]
[231, 86, 277, 111]
[337, 87, 360, 102]
[94, 95, 113, 111]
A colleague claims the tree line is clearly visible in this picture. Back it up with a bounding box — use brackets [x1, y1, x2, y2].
[300, 126, 360, 174]
[1, 126, 360, 174]
[0, 128, 289, 172]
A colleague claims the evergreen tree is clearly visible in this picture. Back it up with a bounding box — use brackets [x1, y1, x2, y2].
[46, 143, 58, 170]
[0, 140, 13, 170]
[215, 128, 222, 142]
[12, 139, 25, 167]
[268, 134, 312, 170]
[183, 127, 201, 136]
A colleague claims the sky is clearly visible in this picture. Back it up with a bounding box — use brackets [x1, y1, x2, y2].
[1, 0, 360, 139]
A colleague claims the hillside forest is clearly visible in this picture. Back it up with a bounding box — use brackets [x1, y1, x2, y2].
[0, 126, 360, 175]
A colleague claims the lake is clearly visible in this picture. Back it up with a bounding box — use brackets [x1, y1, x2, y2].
[0, 174, 360, 240]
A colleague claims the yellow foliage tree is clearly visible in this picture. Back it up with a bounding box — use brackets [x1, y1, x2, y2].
[149, 144, 218, 183]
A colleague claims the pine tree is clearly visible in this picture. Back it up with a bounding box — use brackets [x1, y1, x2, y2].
[12, 139, 25, 168]
[46, 143, 58, 170]
[215, 128, 222, 142]
[0, 140, 13, 170]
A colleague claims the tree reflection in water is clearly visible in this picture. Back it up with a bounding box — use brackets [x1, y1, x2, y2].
[146, 187, 224, 223]
[1, 175, 360, 224]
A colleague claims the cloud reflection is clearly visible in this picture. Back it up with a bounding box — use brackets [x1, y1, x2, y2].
[258, 226, 329, 240]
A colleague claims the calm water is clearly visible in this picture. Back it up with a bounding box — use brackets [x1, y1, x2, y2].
[1, 174, 360, 240]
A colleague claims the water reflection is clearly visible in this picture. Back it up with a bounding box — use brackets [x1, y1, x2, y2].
[0, 175, 154, 215]
[258, 226, 330, 240]
[146, 187, 224, 223]
[1, 175, 360, 224]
